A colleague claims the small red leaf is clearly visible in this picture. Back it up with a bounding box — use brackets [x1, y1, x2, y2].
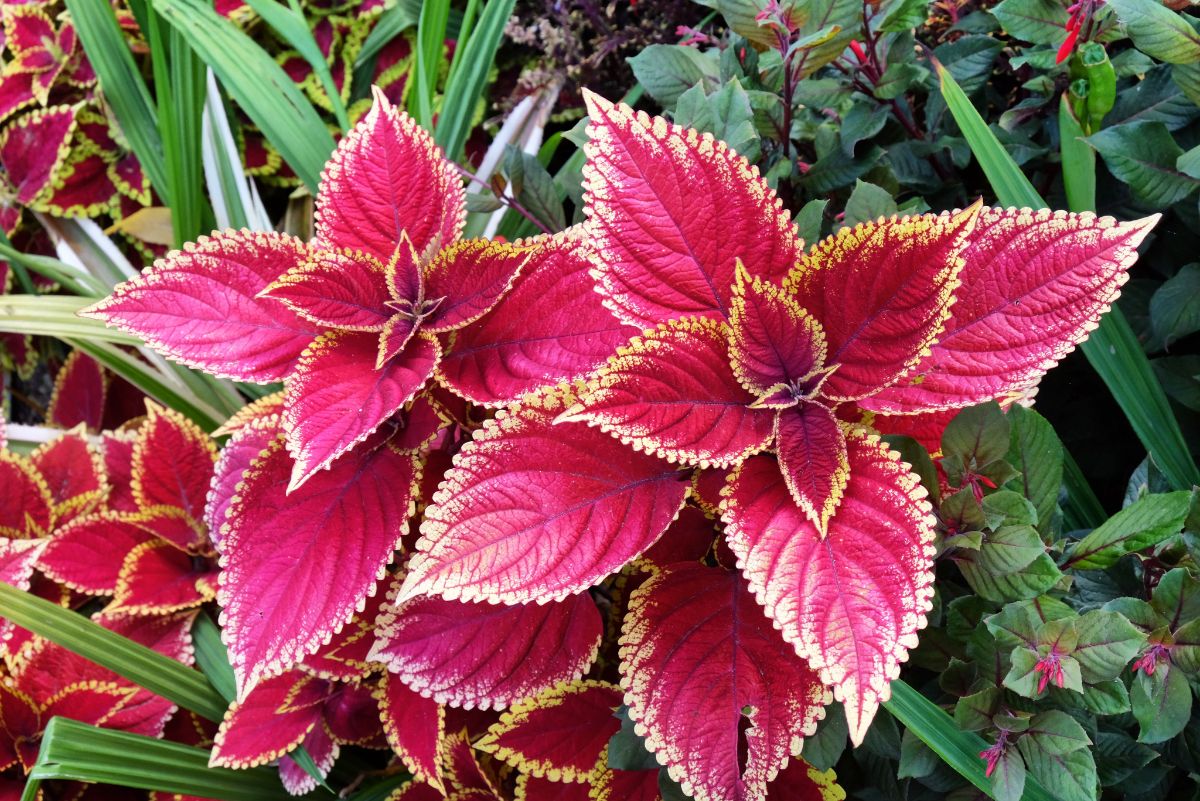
[729, 266, 827, 395]
[263, 249, 392, 331]
[766, 757, 846, 800]
[280, 722, 339, 795]
[109, 539, 215, 616]
[283, 330, 438, 488]
[783, 207, 980, 402]
[315, 88, 464, 264]
[403, 399, 688, 605]
[47, 350, 107, 431]
[620, 563, 829, 801]
[38, 512, 151, 594]
[562, 317, 774, 467]
[582, 91, 799, 325]
[863, 208, 1159, 412]
[774, 403, 849, 533]
[132, 402, 217, 524]
[437, 230, 635, 406]
[210, 670, 328, 769]
[101, 431, 139, 513]
[722, 430, 936, 745]
[516, 773, 597, 801]
[301, 592, 388, 682]
[219, 435, 419, 698]
[370, 581, 602, 710]
[28, 431, 106, 524]
[81, 230, 320, 382]
[205, 413, 282, 546]
[0, 105, 75, 205]
[476, 680, 621, 782]
[379, 672, 446, 791]
[0, 450, 52, 538]
[0, 537, 45, 591]
[591, 763, 663, 801]
[324, 682, 382, 745]
[421, 239, 530, 332]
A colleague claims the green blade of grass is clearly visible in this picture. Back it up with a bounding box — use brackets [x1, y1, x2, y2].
[409, 0, 451, 130]
[25, 718, 294, 801]
[884, 680, 1057, 801]
[191, 612, 237, 702]
[936, 59, 1200, 492]
[66, 0, 169, 203]
[246, 0, 350, 130]
[151, 0, 335, 192]
[0, 295, 137, 342]
[356, 0, 421, 68]
[0, 581, 228, 721]
[435, 0, 516, 162]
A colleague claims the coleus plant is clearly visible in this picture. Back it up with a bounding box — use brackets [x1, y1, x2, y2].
[85, 82, 1157, 801]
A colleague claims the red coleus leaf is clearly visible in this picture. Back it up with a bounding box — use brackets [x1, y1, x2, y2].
[4, 7, 54, 55]
[476, 680, 622, 782]
[315, 87, 464, 264]
[38, 512, 151, 594]
[419, 239, 530, 333]
[0, 683, 40, 772]
[218, 433, 419, 698]
[47, 350, 107, 432]
[280, 722, 338, 795]
[323, 682, 383, 746]
[781, 206, 981, 402]
[591, 761, 664, 801]
[0, 537, 45, 591]
[282, 330, 438, 489]
[81, 230, 320, 382]
[108, 539, 217, 616]
[370, 579, 602, 710]
[862, 208, 1159, 413]
[516, 773, 597, 801]
[401, 396, 689, 605]
[728, 265, 827, 397]
[0, 105, 75, 206]
[205, 412, 283, 546]
[0, 70, 36, 123]
[101, 430, 139, 513]
[722, 429, 936, 745]
[0, 452, 52, 538]
[773, 402, 849, 535]
[561, 317, 775, 468]
[378, 672, 446, 792]
[437, 229, 635, 406]
[638, 505, 719, 571]
[36, 150, 118, 217]
[28, 431, 107, 524]
[441, 728, 504, 799]
[582, 91, 800, 325]
[620, 563, 829, 801]
[210, 670, 328, 769]
[301, 591, 388, 682]
[132, 402, 217, 525]
[767, 757, 845, 800]
[262, 249, 392, 332]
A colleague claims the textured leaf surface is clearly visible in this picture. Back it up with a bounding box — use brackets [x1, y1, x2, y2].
[263, 249, 392, 331]
[82, 230, 319, 382]
[620, 564, 829, 801]
[421, 239, 530, 332]
[379, 672, 445, 791]
[39, 512, 151, 594]
[437, 231, 634, 406]
[132, 403, 217, 524]
[315, 88, 464, 263]
[205, 414, 282, 544]
[729, 267, 826, 395]
[370, 582, 602, 709]
[219, 434, 419, 697]
[582, 91, 799, 326]
[110, 540, 216, 615]
[0, 105, 75, 204]
[283, 330, 437, 488]
[0, 452, 52, 538]
[47, 351, 106, 431]
[403, 400, 688, 605]
[783, 208, 979, 401]
[29, 432, 106, 524]
[210, 670, 327, 768]
[864, 209, 1158, 412]
[722, 430, 936, 745]
[476, 680, 622, 781]
[774, 402, 849, 533]
[563, 317, 774, 467]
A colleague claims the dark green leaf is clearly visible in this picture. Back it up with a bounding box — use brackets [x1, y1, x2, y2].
[1017, 736, 1098, 801]
[1005, 405, 1063, 538]
[1132, 661, 1192, 743]
[991, 0, 1068, 45]
[1089, 121, 1200, 207]
[1105, 0, 1200, 64]
[629, 44, 719, 106]
[1150, 264, 1200, 347]
[842, 179, 899, 227]
[1065, 490, 1191, 569]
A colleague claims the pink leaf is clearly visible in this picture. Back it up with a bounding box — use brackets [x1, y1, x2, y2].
[582, 91, 800, 325]
[0, 537, 45, 591]
[722, 430, 936, 745]
[783, 206, 980, 402]
[109, 540, 215, 616]
[561, 317, 774, 467]
[402, 399, 688, 605]
[773, 402, 849, 533]
[263, 249, 392, 331]
[315, 88, 464, 264]
[81, 230, 320, 382]
[421, 239, 530, 332]
[476, 680, 622, 782]
[379, 672, 446, 792]
[47, 351, 107, 432]
[210, 670, 328, 768]
[437, 230, 635, 406]
[205, 412, 282, 545]
[863, 208, 1160, 412]
[28, 431, 106, 524]
[0, 452, 52, 538]
[370, 582, 602, 710]
[132, 402, 217, 524]
[0, 105, 75, 204]
[39, 512, 151, 594]
[283, 330, 438, 488]
[620, 563, 829, 801]
[218, 434, 419, 698]
[728, 265, 828, 396]
[280, 722, 339, 795]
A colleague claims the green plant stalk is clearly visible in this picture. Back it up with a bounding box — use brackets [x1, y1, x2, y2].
[0, 581, 228, 721]
[1058, 95, 1096, 212]
[23, 718, 295, 801]
[884, 680, 1057, 801]
[0, 243, 106, 297]
[936, 60, 1200, 492]
[410, 0, 450, 130]
[435, 0, 516, 162]
[0, 296, 137, 342]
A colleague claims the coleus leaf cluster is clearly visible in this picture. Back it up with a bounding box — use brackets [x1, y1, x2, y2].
[85, 84, 1156, 801]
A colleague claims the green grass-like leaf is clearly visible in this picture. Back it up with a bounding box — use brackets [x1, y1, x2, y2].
[151, 0, 335, 192]
[436, 0, 515, 161]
